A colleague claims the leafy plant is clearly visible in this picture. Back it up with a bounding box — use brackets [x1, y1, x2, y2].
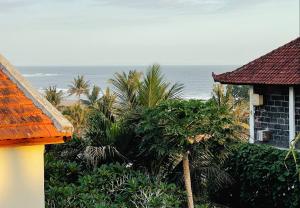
[45, 162, 184, 208]
[212, 143, 300, 208]
[210, 84, 249, 140]
[63, 104, 89, 136]
[136, 100, 238, 208]
[285, 134, 300, 180]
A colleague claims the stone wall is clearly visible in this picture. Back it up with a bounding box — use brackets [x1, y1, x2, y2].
[253, 85, 290, 148]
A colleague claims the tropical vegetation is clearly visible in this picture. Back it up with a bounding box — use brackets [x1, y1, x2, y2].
[43, 65, 299, 208]
[212, 143, 300, 208]
[44, 85, 64, 107]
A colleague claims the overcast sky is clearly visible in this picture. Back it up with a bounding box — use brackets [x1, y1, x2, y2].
[0, 0, 299, 66]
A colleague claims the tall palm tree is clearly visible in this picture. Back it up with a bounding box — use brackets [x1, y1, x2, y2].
[68, 75, 90, 104]
[109, 70, 142, 113]
[109, 65, 184, 113]
[139, 64, 184, 107]
[86, 85, 101, 107]
[44, 85, 64, 108]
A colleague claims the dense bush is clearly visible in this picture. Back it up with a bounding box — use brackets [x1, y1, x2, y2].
[45, 160, 184, 208]
[211, 143, 300, 208]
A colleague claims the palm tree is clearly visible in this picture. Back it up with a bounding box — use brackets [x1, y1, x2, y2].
[68, 75, 90, 104]
[109, 65, 184, 113]
[211, 84, 249, 140]
[44, 85, 64, 108]
[139, 64, 184, 107]
[137, 100, 235, 208]
[63, 104, 88, 136]
[86, 85, 101, 106]
[109, 70, 142, 113]
[84, 112, 127, 168]
[95, 87, 117, 120]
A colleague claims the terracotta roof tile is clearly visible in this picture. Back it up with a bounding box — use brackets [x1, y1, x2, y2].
[0, 63, 72, 146]
[213, 37, 300, 85]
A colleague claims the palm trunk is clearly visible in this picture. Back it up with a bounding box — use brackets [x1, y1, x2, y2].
[183, 151, 194, 208]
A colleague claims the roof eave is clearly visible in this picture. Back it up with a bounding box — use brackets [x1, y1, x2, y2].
[0, 135, 72, 147]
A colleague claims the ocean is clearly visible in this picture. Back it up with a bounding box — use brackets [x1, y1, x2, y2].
[18, 65, 235, 100]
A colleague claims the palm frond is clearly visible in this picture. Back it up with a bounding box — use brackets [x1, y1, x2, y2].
[139, 64, 183, 107]
[68, 75, 90, 102]
[109, 70, 142, 113]
[84, 146, 127, 168]
[86, 85, 101, 106]
[44, 85, 64, 107]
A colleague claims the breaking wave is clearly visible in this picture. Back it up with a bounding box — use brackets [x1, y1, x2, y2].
[22, 73, 61, 78]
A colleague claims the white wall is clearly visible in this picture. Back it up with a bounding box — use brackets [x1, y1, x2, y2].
[249, 85, 255, 143]
[0, 145, 45, 208]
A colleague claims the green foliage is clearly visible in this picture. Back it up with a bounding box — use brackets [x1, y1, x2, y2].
[210, 84, 249, 141]
[136, 99, 237, 168]
[136, 99, 237, 204]
[94, 87, 117, 119]
[285, 134, 300, 179]
[63, 104, 89, 135]
[86, 85, 101, 106]
[46, 136, 85, 161]
[138, 65, 184, 108]
[110, 65, 184, 114]
[231, 85, 249, 101]
[109, 70, 142, 113]
[85, 109, 117, 146]
[44, 85, 64, 107]
[45, 162, 184, 208]
[68, 75, 90, 102]
[212, 143, 300, 208]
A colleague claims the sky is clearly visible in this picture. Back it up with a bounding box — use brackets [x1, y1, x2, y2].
[0, 0, 299, 66]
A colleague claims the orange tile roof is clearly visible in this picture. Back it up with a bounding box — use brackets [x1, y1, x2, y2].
[0, 58, 73, 147]
[213, 37, 300, 85]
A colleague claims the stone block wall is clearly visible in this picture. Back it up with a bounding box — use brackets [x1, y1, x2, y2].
[254, 85, 289, 148]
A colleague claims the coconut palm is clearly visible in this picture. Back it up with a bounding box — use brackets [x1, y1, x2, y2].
[109, 70, 142, 113]
[95, 87, 117, 120]
[139, 64, 184, 107]
[68, 75, 90, 104]
[110, 65, 184, 113]
[211, 84, 249, 140]
[86, 85, 101, 107]
[44, 85, 64, 108]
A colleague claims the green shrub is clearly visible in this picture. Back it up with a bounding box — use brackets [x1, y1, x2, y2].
[45, 162, 184, 208]
[211, 143, 300, 208]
